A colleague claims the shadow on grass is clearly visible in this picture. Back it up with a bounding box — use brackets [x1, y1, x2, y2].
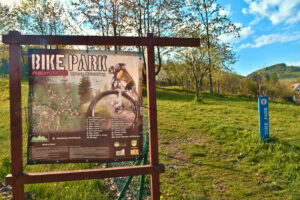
[267, 136, 300, 151]
[155, 88, 257, 106]
[159, 152, 252, 176]
[203, 93, 256, 103]
[156, 86, 195, 94]
[143, 87, 195, 102]
[143, 87, 298, 109]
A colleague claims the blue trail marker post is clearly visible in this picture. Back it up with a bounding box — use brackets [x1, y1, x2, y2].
[258, 97, 270, 141]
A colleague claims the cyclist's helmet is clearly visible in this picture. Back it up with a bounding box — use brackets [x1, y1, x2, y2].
[114, 63, 126, 72]
[108, 66, 115, 74]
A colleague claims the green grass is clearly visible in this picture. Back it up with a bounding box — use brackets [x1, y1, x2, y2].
[152, 86, 300, 199]
[1, 78, 300, 199]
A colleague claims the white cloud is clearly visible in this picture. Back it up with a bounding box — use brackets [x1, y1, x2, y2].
[242, 0, 300, 25]
[249, 16, 263, 26]
[242, 8, 248, 15]
[1, 0, 19, 7]
[239, 32, 300, 49]
[287, 60, 300, 66]
[219, 4, 232, 16]
[219, 23, 254, 44]
[239, 26, 255, 41]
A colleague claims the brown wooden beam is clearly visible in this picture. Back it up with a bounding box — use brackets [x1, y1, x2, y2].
[6, 164, 165, 185]
[9, 36, 25, 200]
[2, 31, 200, 47]
[146, 33, 161, 200]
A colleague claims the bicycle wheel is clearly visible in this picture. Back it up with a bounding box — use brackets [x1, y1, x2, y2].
[87, 90, 139, 130]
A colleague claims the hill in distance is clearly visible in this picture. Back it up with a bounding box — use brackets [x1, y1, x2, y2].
[247, 63, 300, 82]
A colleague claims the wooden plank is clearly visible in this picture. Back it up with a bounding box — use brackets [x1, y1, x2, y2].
[151, 172, 160, 200]
[146, 34, 159, 166]
[146, 33, 160, 200]
[5, 165, 165, 185]
[2, 31, 200, 47]
[9, 34, 25, 200]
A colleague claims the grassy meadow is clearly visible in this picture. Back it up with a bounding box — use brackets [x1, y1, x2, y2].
[1, 77, 300, 199]
[155, 87, 300, 200]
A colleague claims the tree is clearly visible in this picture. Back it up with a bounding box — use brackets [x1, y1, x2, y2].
[78, 75, 93, 105]
[72, 0, 183, 82]
[186, 0, 240, 93]
[123, 0, 184, 81]
[0, 0, 73, 53]
[241, 78, 257, 97]
[221, 72, 242, 94]
[0, 3, 15, 62]
[0, 3, 14, 33]
[164, 61, 189, 88]
[270, 72, 279, 84]
[176, 46, 209, 100]
[72, 0, 130, 51]
[11, 0, 67, 36]
[152, 0, 184, 76]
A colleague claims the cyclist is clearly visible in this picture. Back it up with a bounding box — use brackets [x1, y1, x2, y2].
[108, 63, 139, 101]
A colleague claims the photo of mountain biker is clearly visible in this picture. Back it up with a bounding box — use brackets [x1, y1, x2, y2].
[108, 63, 140, 102]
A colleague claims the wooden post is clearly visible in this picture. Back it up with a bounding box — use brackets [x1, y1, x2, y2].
[8, 31, 24, 200]
[146, 33, 160, 200]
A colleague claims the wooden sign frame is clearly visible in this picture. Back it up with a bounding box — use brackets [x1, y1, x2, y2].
[2, 31, 200, 200]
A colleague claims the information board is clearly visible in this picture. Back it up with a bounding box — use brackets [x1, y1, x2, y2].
[28, 49, 143, 164]
[258, 97, 269, 140]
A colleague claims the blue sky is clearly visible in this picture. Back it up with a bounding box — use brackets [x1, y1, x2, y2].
[218, 0, 300, 75]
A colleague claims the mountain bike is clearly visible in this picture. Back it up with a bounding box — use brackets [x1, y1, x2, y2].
[87, 76, 141, 130]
